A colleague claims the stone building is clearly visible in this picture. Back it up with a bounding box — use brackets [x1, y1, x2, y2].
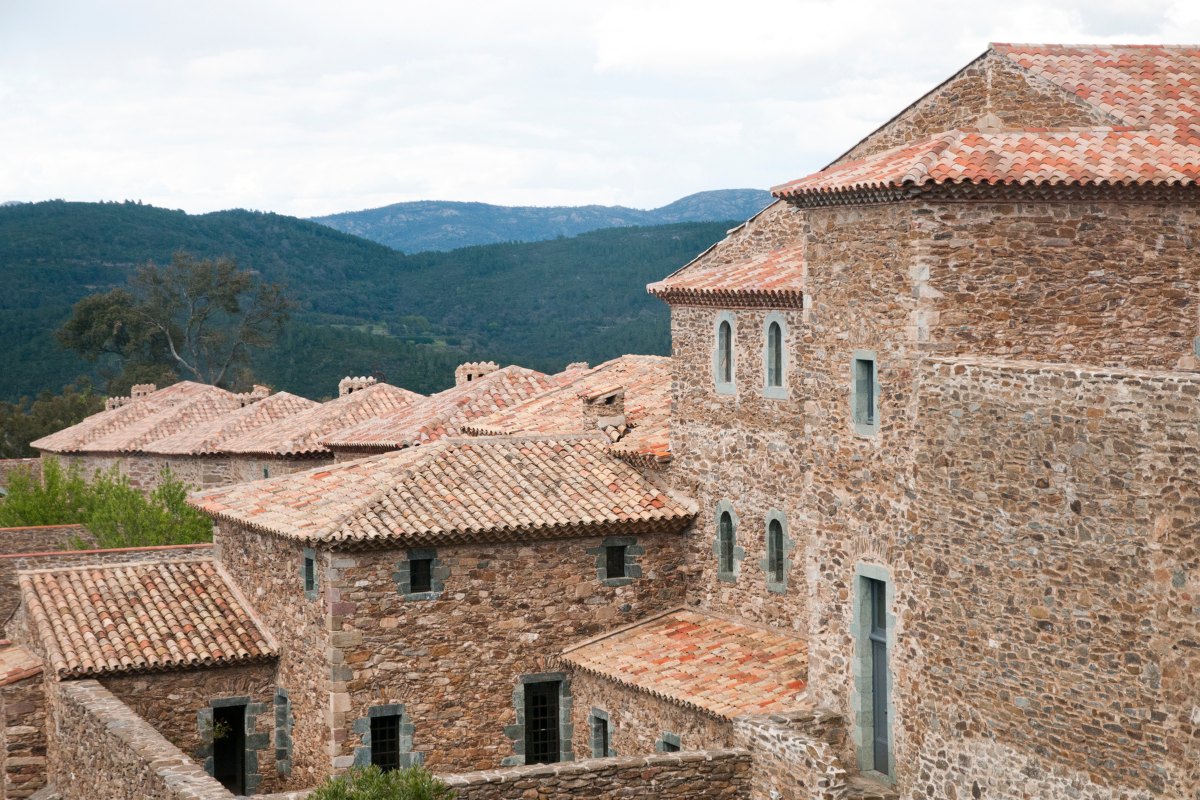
[3, 42, 1199, 800]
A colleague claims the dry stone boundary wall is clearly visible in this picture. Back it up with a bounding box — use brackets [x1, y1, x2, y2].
[0, 527, 94, 638]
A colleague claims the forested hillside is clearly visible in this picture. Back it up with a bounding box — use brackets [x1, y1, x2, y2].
[311, 189, 770, 252]
[0, 200, 731, 401]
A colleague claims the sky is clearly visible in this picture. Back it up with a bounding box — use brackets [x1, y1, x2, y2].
[3, 1, 1200, 217]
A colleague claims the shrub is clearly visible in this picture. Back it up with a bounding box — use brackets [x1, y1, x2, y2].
[305, 765, 456, 800]
[0, 456, 212, 547]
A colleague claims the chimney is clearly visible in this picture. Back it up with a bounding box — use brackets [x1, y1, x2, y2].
[338, 376, 378, 397]
[579, 384, 625, 439]
[236, 384, 272, 407]
[455, 361, 499, 386]
[130, 384, 157, 399]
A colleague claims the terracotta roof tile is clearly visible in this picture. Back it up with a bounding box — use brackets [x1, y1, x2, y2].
[647, 246, 804, 308]
[20, 558, 276, 679]
[321, 367, 564, 452]
[145, 392, 320, 455]
[79, 387, 248, 454]
[0, 643, 42, 685]
[462, 356, 673, 467]
[218, 383, 424, 457]
[190, 434, 697, 547]
[558, 609, 808, 720]
[31, 381, 225, 454]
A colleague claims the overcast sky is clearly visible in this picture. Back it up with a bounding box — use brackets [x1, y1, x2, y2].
[3, 1, 1199, 217]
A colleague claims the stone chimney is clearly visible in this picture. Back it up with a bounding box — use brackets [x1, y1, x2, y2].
[455, 361, 499, 386]
[565, 362, 589, 372]
[105, 396, 130, 411]
[579, 384, 626, 441]
[235, 385, 272, 407]
[130, 384, 156, 399]
[338, 376, 378, 397]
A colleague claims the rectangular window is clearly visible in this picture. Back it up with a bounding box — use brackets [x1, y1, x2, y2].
[410, 559, 432, 593]
[371, 714, 401, 772]
[592, 715, 609, 758]
[768, 520, 784, 585]
[854, 357, 876, 426]
[867, 577, 889, 774]
[212, 704, 246, 795]
[605, 545, 626, 579]
[524, 681, 560, 764]
[303, 556, 315, 593]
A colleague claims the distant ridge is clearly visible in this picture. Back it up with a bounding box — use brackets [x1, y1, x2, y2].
[310, 188, 773, 253]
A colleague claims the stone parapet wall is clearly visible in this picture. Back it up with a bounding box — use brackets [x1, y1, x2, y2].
[2, 672, 48, 799]
[0, 527, 93, 638]
[43, 679, 234, 800]
[0, 460, 40, 489]
[732, 710, 849, 800]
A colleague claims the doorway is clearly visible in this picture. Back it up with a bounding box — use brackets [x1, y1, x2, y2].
[213, 704, 246, 795]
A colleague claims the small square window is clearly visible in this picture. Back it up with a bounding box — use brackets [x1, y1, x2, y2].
[410, 559, 432, 593]
[605, 546, 626, 579]
[304, 556, 315, 593]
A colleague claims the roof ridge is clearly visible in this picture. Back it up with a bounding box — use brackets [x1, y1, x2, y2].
[18, 556, 214, 575]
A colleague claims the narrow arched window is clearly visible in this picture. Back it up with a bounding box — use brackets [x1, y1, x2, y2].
[767, 322, 782, 387]
[718, 512, 734, 573]
[718, 321, 732, 384]
[768, 519, 784, 584]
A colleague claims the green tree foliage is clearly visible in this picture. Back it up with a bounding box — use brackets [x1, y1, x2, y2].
[305, 765, 456, 800]
[0, 458, 213, 547]
[0, 379, 106, 459]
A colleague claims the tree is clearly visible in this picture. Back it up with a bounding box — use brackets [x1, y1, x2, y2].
[57, 251, 295, 390]
[0, 378, 106, 459]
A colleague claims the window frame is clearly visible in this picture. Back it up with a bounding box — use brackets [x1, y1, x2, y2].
[393, 547, 445, 601]
[852, 563, 895, 783]
[370, 713, 402, 772]
[712, 311, 737, 395]
[302, 547, 318, 601]
[850, 349, 881, 436]
[605, 545, 626, 579]
[763, 312, 788, 400]
[655, 731, 682, 752]
[761, 510, 792, 595]
[588, 707, 614, 758]
[713, 500, 742, 583]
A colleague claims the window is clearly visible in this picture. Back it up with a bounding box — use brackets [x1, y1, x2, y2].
[719, 321, 732, 383]
[591, 714, 609, 758]
[662, 739, 680, 752]
[768, 519, 785, 584]
[212, 704, 246, 795]
[867, 577, 889, 775]
[657, 731, 681, 752]
[718, 512, 734, 574]
[767, 322, 782, 387]
[371, 714, 401, 772]
[262, 465, 270, 480]
[524, 681, 560, 765]
[303, 555, 315, 594]
[410, 559, 432, 593]
[605, 545, 626, 579]
[853, 355, 877, 428]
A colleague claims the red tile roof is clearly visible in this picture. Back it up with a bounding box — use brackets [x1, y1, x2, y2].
[20, 558, 276, 678]
[0, 643, 42, 686]
[190, 434, 697, 548]
[647, 246, 804, 308]
[775, 44, 1200, 199]
[78, 387, 247, 454]
[145, 392, 319, 455]
[31, 382, 225, 454]
[463, 356, 673, 467]
[558, 608, 808, 720]
[321, 366, 565, 452]
[217, 383, 424, 457]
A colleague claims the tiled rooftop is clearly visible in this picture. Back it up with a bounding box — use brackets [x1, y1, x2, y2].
[78, 387, 248, 454]
[190, 434, 697, 547]
[321, 366, 565, 452]
[463, 356, 673, 467]
[217, 383, 424, 457]
[647, 245, 804, 308]
[145, 392, 319, 455]
[774, 44, 1200, 199]
[0, 643, 42, 685]
[30, 381, 225, 454]
[558, 608, 808, 720]
[20, 558, 276, 679]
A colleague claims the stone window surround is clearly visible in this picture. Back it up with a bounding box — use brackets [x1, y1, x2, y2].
[713, 500, 745, 583]
[502, 672, 575, 767]
[352, 703, 421, 769]
[392, 547, 448, 601]
[302, 547, 318, 601]
[654, 731, 682, 752]
[713, 311, 737, 396]
[759, 509, 794, 595]
[851, 562, 896, 784]
[850, 349, 881, 437]
[274, 687, 294, 778]
[762, 312, 788, 400]
[197, 695, 271, 796]
[588, 706, 616, 758]
[586, 535, 644, 587]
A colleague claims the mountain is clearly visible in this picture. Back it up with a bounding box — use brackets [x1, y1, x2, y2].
[0, 200, 733, 402]
[309, 189, 772, 253]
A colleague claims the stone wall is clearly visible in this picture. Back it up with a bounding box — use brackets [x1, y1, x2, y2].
[731, 710, 849, 800]
[0, 527, 93, 638]
[832, 49, 1120, 165]
[1, 672, 47, 799]
[565, 669, 731, 758]
[100, 663, 280, 795]
[0, 460, 39, 490]
[226, 456, 332, 487]
[675, 201, 803, 278]
[42, 678, 235, 800]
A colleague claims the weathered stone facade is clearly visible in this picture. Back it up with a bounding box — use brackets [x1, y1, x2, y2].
[0, 527, 93, 638]
[1, 672, 47, 799]
[0, 460, 40, 491]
